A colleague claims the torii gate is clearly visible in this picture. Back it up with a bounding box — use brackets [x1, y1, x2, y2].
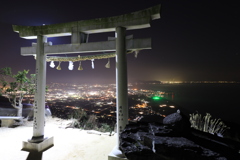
[13, 5, 160, 159]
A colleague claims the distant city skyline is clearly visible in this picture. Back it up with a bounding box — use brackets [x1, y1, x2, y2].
[0, 0, 239, 84]
[46, 80, 239, 85]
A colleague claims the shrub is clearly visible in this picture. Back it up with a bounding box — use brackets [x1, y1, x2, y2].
[67, 108, 88, 128]
[189, 112, 229, 137]
[98, 123, 112, 132]
[66, 108, 114, 133]
[84, 114, 98, 130]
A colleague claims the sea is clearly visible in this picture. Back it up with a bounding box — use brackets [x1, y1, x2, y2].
[132, 83, 240, 125]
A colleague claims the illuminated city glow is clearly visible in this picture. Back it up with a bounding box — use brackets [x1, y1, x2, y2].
[13, 83, 179, 122]
[65, 106, 78, 109]
[159, 104, 167, 107]
[152, 96, 161, 100]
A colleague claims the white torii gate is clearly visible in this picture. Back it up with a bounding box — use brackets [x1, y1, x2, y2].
[13, 5, 160, 159]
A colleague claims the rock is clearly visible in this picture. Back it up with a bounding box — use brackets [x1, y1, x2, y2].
[162, 110, 182, 124]
[163, 110, 191, 135]
[138, 115, 164, 123]
[119, 122, 153, 159]
[119, 113, 240, 160]
[144, 135, 226, 160]
[148, 123, 174, 136]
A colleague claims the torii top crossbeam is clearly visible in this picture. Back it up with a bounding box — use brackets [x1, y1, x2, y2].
[12, 5, 160, 39]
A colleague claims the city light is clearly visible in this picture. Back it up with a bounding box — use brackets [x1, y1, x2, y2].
[152, 96, 161, 100]
[20, 83, 176, 122]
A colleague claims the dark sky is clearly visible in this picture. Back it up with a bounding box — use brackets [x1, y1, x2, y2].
[0, 0, 239, 84]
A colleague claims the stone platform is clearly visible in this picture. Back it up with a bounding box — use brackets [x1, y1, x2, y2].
[22, 137, 54, 152]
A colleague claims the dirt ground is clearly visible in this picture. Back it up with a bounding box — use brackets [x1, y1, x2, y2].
[0, 118, 116, 160]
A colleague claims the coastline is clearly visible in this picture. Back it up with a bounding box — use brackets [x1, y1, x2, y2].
[132, 83, 240, 125]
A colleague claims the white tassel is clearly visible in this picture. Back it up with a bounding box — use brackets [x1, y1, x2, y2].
[50, 61, 55, 68]
[56, 62, 61, 70]
[135, 50, 139, 58]
[78, 61, 83, 70]
[68, 61, 74, 70]
[91, 59, 94, 69]
[105, 58, 110, 68]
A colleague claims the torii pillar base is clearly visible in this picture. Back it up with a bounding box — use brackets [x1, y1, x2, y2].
[22, 137, 54, 152]
[108, 145, 127, 160]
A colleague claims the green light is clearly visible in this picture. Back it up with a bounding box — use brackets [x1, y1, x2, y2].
[152, 96, 161, 100]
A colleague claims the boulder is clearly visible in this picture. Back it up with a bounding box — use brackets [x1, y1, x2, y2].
[163, 109, 191, 135]
[144, 135, 226, 160]
[119, 111, 240, 160]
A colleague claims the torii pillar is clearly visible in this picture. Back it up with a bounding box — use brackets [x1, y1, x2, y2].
[22, 35, 54, 152]
[29, 35, 48, 142]
[115, 26, 128, 145]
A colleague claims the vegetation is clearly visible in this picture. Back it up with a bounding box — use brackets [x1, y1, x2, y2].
[0, 67, 35, 117]
[67, 108, 88, 128]
[66, 107, 114, 133]
[189, 112, 230, 137]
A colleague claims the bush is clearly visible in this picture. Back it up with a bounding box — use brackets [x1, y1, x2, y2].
[66, 108, 114, 132]
[67, 108, 88, 128]
[97, 123, 112, 132]
[189, 112, 229, 137]
[84, 114, 98, 130]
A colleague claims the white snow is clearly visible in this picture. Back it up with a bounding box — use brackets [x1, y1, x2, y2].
[0, 117, 116, 160]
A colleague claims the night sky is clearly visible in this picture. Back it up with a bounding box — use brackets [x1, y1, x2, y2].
[0, 0, 239, 84]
